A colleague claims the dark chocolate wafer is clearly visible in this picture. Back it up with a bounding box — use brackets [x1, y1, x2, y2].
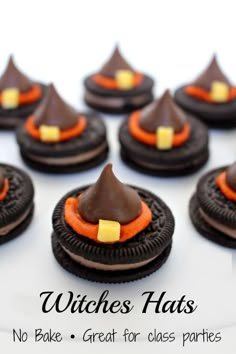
[119, 114, 209, 176]
[20, 148, 108, 174]
[189, 194, 236, 248]
[196, 167, 236, 228]
[0, 205, 34, 245]
[52, 234, 172, 283]
[0, 163, 34, 244]
[0, 83, 47, 129]
[16, 113, 109, 173]
[51, 185, 174, 282]
[174, 87, 236, 128]
[120, 148, 209, 177]
[84, 75, 154, 114]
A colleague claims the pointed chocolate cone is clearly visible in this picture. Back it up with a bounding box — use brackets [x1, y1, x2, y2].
[99, 45, 134, 77]
[139, 89, 186, 133]
[0, 55, 33, 92]
[226, 162, 236, 191]
[193, 55, 231, 90]
[78, 163, 141, 224]
[33, 84, 78, 130]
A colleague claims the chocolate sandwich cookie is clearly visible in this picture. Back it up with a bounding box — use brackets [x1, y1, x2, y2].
[189, 162, 236, 248]
[0, 163, 34, 244]
[174, 55, 236, 128]
[51, 164, 175, 283]
[119, 89, 209, 176]
[16, 84, 109, 173]
[0, 56, 46, 129]
[84, 45, 154, 114]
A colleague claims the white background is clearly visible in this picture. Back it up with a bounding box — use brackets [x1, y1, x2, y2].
[0, 0, 235, 353]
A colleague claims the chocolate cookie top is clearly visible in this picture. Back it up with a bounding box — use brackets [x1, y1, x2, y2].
[225, 162, 236, 191]
[197, 167, 236, 228]
[0, 56, 33, 93]
[193, 55, 231, 90]
[33, 84, 78, 130]
[99, 46, 134, 78]
[139, 89, 186, 133]
[78, 163, 141, 224]
[0, 164, 34, 227]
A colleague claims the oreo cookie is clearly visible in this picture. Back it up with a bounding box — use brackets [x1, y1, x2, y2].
[51, 165, 175, 283]
[83, 46, 154, 114]
[0, 56, 47, 129]
[0, 163, 34, 244]
[189, 165, 236, 248]
[16, 84, 109, 174]
[174, 86, 236, 128]
[84, 75, 154, 114]
[119, 90, 209, 177]
[174, 56, 236, 128]
[0, 83, 47, 130]
[17, 113, 109, 174]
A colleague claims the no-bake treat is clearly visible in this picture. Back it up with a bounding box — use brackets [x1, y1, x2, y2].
[189, 162, 236, 248]
[16, 84, 109, 173]
[0, 56, 47, 129]
[84, 45, 154, 114]
[119, 89, 209, 176]
[0, 163, 34, 244]
[51, 164, 175, 283]
[174, 55, 236, 128]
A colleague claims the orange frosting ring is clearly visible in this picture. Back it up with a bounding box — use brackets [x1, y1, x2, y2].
[0, 84, 42, 106]
[92, 72, 143, 90]
[128, 110, 191, 147]
[25, 115, 87, 142]
[216, 171, 236, 201]
[0, 178, 9, 201]
[185, 85, 236, 103]
[64, 196, 152, 244]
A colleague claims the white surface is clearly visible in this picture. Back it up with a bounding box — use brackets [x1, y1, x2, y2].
[0, 0, 236, 353]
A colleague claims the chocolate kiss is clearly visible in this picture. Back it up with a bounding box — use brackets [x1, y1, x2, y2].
[0, 55, 33, 93]
[99, 45, 134, 77]
[193, 55, 231, 90]
[78, 164, 142, 224]
[0, 167, 6, 191]
[225, 162, 236, 191]
[33, 84, 78, 130]
[139, 89, 186, 133]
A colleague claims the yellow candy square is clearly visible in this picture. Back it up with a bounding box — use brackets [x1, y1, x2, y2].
[97, 219, 120, 243]
[156, 127, 174, 150]
[2, 88, 19, 109]
[210, 81, 229, 102]
[39, 125, 60, 142]
[115, 70, 135, 89]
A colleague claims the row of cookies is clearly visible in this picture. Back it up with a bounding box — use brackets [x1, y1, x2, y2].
[0, 47, 235, 129]
[0, 160, 236, 284]
[13, 84, 207, 176]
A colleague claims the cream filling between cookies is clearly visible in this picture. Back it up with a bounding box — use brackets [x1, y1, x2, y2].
[200, 208, 236, 239]
[85, 91, 151, 109]
[0, 207, 31, 236]
[61, 245, 158, 271]
[26, 142, 107, 166]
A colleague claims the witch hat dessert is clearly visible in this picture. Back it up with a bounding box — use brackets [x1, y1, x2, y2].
[0, 55, 47, 129]
[119, 89, 209, 176]
[174, 55, 236, 128]
[0, 163, 34, 245]
[16, 84, 109, 173]
[51, 164, 174, 283]
[190, 161, 236, 248]
[83, 45, 154, 114]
